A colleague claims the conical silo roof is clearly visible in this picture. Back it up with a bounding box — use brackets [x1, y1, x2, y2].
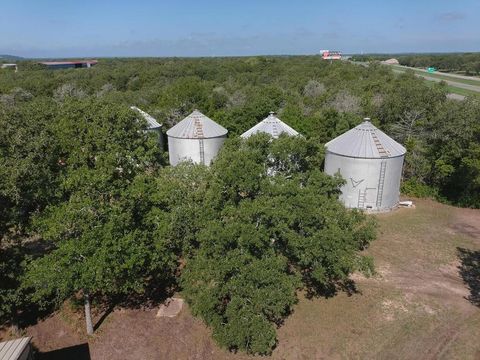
[325, 119, 406, 158]
[166, 110, 228, 139]
[241, 112, 300, 139]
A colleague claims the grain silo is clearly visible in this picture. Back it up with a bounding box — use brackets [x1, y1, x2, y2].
[130, 106, 164, 149]
[324, 118, 406, 212]
[166, 110, 228, 166]
[241, 112, 300, 139]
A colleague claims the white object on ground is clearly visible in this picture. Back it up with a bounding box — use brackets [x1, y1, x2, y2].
[156, 298, 184, 318]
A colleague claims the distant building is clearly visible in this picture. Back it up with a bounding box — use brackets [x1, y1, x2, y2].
[320, 50, 342, 60]
[38, 60, 98, 69]
[381, 58, 400, 65]
[1, 63, 18, 72]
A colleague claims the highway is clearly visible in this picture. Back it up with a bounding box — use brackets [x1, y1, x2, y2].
[350, 61, 480, 100]
[391, 65, 480, 83]
[390, 66, 480, 95]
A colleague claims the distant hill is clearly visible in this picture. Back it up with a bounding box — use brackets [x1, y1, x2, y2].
[0, 54, 24, 62]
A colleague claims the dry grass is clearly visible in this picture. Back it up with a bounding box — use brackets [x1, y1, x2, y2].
[271, 199, 480, 360]
[3, 198, 480, 359]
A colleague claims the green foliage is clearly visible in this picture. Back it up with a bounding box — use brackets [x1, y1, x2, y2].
[0, 98, 60, 233]
[398, 53, 480, 75]
[0, 245, 25, 324]
[181, 135, 376, 354]
[401, 178, 440, 199]
[23, 99, 173, 308]
[352, 52, 480, 75]
[1, 55, 479, 354]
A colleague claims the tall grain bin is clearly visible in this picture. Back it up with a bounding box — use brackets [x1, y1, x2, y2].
[167, 110, 228, 166]
[241, 112, 300, 139]
[324, 118, 406, 212]
[130, 106, 164, 149]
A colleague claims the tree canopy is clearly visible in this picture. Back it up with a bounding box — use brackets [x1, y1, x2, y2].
[180, 135, 375, 354]
[1, 55, 479, 354]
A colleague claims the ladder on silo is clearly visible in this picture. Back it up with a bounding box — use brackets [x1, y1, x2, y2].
[271, 123, 279, 138]
[199, 139, 205, 165]
[376, 160, 387, 208]
[358, 189, 367, 208]
[371, 132, 390, 158]
[193, 115, 206, 165]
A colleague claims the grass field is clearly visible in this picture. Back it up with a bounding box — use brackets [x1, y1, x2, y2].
[421, 79, 479, 98]
[445, 85, 480, 98]
[398, 71, 480, 98]
[2, 198, 480, 359]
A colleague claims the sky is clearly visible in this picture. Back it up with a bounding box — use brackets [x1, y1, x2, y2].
[0, 0, 479, 58]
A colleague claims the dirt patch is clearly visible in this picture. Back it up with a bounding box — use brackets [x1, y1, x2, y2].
[450, 206, 480, 242]
[450, 223, 480, 239]
[3, 198, 480, 359]
[89, 307, 247, 360]
[26, 313, 85, 354]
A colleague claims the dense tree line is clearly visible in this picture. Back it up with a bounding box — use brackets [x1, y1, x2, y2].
[351, 52, 480, 75]
[1, 56, 479, 353]
[398, 53, 480, 75]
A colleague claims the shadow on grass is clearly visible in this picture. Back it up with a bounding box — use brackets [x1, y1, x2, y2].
[304, 278, 360, 299]
[93, 304, 115, 332]
[457, 247, 480, 306]
[38, 343, 91, 360]
[75, 277, 176, 332]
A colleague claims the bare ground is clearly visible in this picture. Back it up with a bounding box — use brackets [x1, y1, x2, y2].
[1, 198, 480, 359]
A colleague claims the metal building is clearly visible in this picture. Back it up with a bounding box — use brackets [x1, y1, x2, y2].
[166, 110, 228, 166]
[241, 112, 299, 139]
[130, 106, 164, 149]
[0, 63, 18, 72]
[38, 60, 98, 69]
[324, 118, 406, 212]
[0, 337, 33, 360]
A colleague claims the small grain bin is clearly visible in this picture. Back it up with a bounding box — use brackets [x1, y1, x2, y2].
[166, 110, 228, 166]
[324, 118, 406, 212]
[131, 106, 164, 149]
[241, 112, 300, 139]
[0, 337, 33, 360]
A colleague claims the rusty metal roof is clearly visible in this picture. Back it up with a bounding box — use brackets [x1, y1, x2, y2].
[166, 110, 228, 139]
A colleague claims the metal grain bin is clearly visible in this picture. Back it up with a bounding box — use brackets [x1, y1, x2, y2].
[166, 110, 228, 166]
[0, 337, 33, 360]
[324, 118, 406, 212]
[241, 112, 299, 139]
[130, 106, 164, 149]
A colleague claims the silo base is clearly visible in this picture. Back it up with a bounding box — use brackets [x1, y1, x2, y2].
[346, 203, 401, 214]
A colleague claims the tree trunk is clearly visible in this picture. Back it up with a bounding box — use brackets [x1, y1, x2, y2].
[84, 293, 94, 335]
[11, 307, 19, 335]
